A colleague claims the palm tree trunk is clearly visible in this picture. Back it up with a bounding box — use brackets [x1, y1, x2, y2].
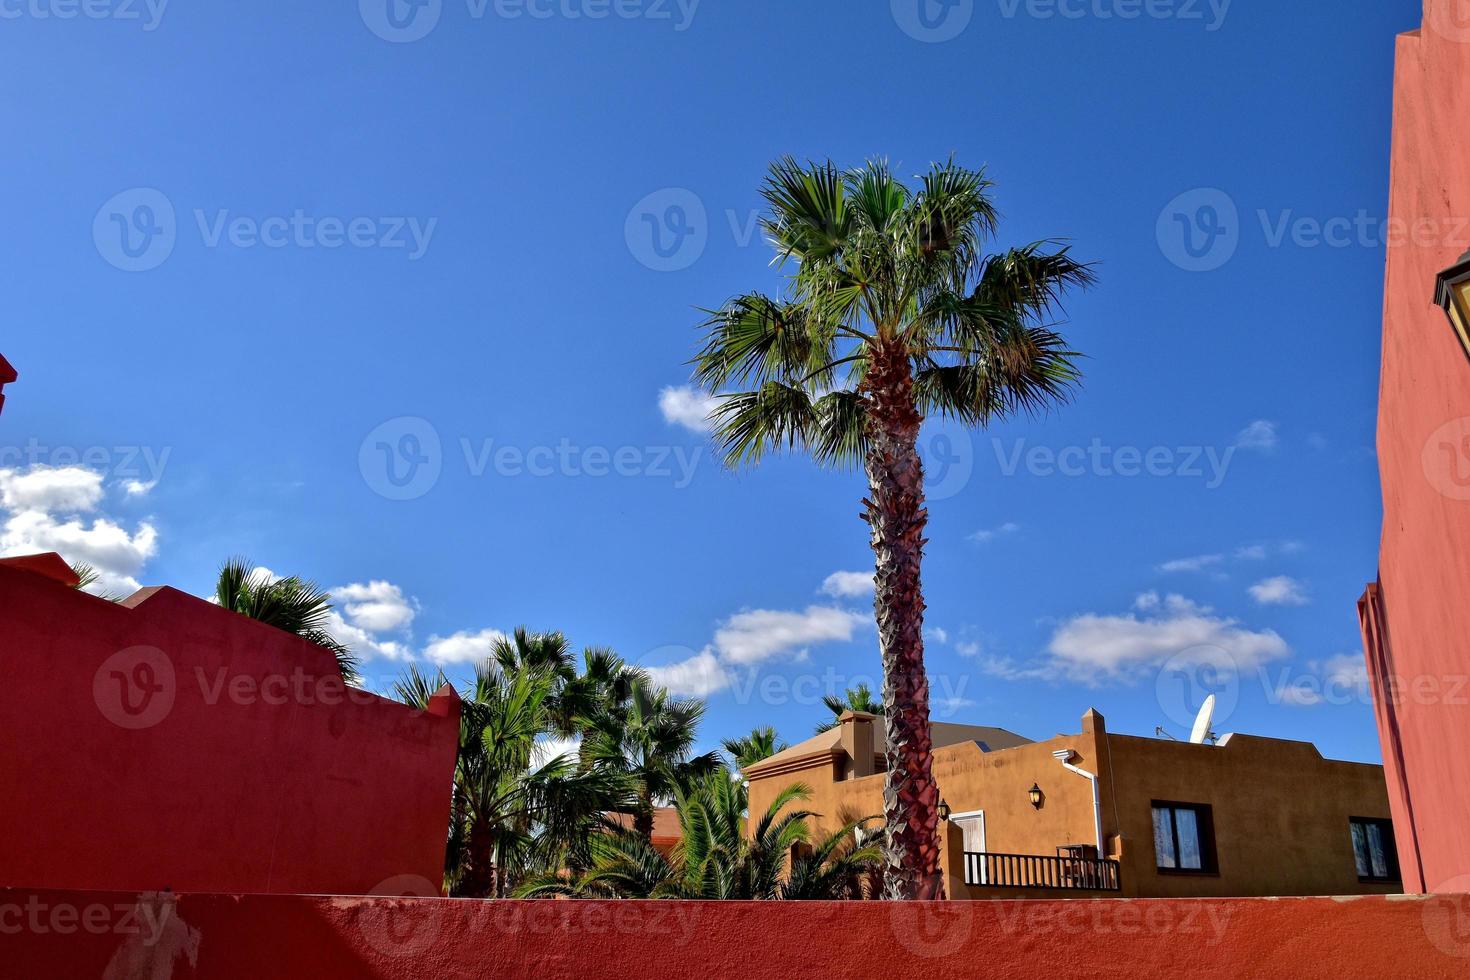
[862, 340, 942, 901]
[634, 789, 655, 843]
[458, 817, 497, 899]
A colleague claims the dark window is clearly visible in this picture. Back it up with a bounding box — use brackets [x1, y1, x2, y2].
[1350, 818, 1401, 883]
[1152, 801, 1218, 874]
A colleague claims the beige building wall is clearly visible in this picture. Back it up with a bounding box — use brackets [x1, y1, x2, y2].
[744, 709, 1399, 899]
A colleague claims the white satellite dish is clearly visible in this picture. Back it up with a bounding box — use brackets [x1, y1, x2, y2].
[1189, 695, 1217, 745]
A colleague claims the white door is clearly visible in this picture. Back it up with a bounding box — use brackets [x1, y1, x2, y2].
[952, 811, 986, 884]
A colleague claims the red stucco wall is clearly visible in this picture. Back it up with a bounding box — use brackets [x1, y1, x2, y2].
[0, 561, 460, 897]
[2, 887, 1467, 979]
[1364, 0, 1470, 897]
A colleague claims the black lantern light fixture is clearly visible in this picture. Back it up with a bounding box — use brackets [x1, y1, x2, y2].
[1028, 784, 1044, 810]
[1436, 249, 1470, 361]
[937, 799, 951, 822]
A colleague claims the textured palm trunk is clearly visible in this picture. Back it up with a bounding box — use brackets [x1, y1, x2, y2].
[458, 818, 497, 899]
[862, 340, 942, 901]
[634, 789, 655, 843]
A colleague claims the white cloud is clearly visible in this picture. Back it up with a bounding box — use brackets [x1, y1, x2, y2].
[324, 610, 416, 663]
[122, 479, 157, 497]
[0, 465, 158, 597]
[659, 385, 720, 434]
[927, 627, 949, 645]
[1234, 545, 1267, 561]
[1157, 554, 1224, 574]
[0, 465, 104, 513]
[821, 570, 874, 599]
[644, 649, 732, 698]
[1235, 420, 1279, 452]
[1248, 576, 1309, 606]
[970, 522, 1020, 544]
[1044, 593, 1289, 683]
[333, 580, 417, 633]
[714, 606, 868, 666]
[1274, 655, 1370, 707]
[957, 640, 982, 658]
[933, 696, 977, 717]
[422, 627, 509, 667]
[531, 735, 582, 771]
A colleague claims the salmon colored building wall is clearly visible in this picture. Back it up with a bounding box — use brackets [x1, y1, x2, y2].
[0, 559, 461, 896]
[4, 887, 1468, 979]
[748, 711, 1395, 899]
[1359, 0, 1470, 896]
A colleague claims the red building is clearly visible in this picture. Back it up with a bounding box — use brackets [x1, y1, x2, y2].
[1359, 0, 1470, 897]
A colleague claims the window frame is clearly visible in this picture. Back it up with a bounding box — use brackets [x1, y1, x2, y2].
[1348, 816, 1401, 884]
[1150, 800, 1219, 877]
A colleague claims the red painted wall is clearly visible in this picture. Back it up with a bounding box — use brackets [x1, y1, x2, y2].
[0, 560, 460, 897]
[2, 887, 1468, 979]
[1362, 1, 1470, 896]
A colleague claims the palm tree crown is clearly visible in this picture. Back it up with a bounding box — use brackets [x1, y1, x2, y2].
[721, 726, 789, 770]
[814, 683, 885, 734]
[214, 557, 360, 682]
[692, 157, 1094, 899]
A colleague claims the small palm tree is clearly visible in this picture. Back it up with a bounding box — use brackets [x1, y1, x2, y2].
[692, 158, 1094, 898]
[214, 557, 360, 682]
[70, 561, 122, 602]
[395, 661, 633, 897]
[781, 818, 885, 901]
[583, 679, 722, 844]
[519, 776, 881, 901]
[721, 726, 789, 770]
[813, 683, 885, 734]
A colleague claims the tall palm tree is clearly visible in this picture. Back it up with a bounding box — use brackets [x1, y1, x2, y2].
[692, 158, 1094, 899]
[395, 661, 633, 897]
[583, 679, 722, 843]
[813, 683, 885, 734]
[722, 726, 789, 770]
[214, 557, 360, 682]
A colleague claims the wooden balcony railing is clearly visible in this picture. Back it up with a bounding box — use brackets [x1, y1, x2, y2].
[962, 851, 1121, 891]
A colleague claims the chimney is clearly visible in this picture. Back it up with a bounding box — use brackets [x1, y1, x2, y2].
[1081, 708, 1106, 737]
[838, 710, 878, 779]
[0, 354, 15, 417]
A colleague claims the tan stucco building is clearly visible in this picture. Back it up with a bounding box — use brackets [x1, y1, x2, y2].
[745, 709, 1401, 899]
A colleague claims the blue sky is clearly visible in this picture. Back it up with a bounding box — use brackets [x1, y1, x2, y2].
[0, 0, 1428, 764]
